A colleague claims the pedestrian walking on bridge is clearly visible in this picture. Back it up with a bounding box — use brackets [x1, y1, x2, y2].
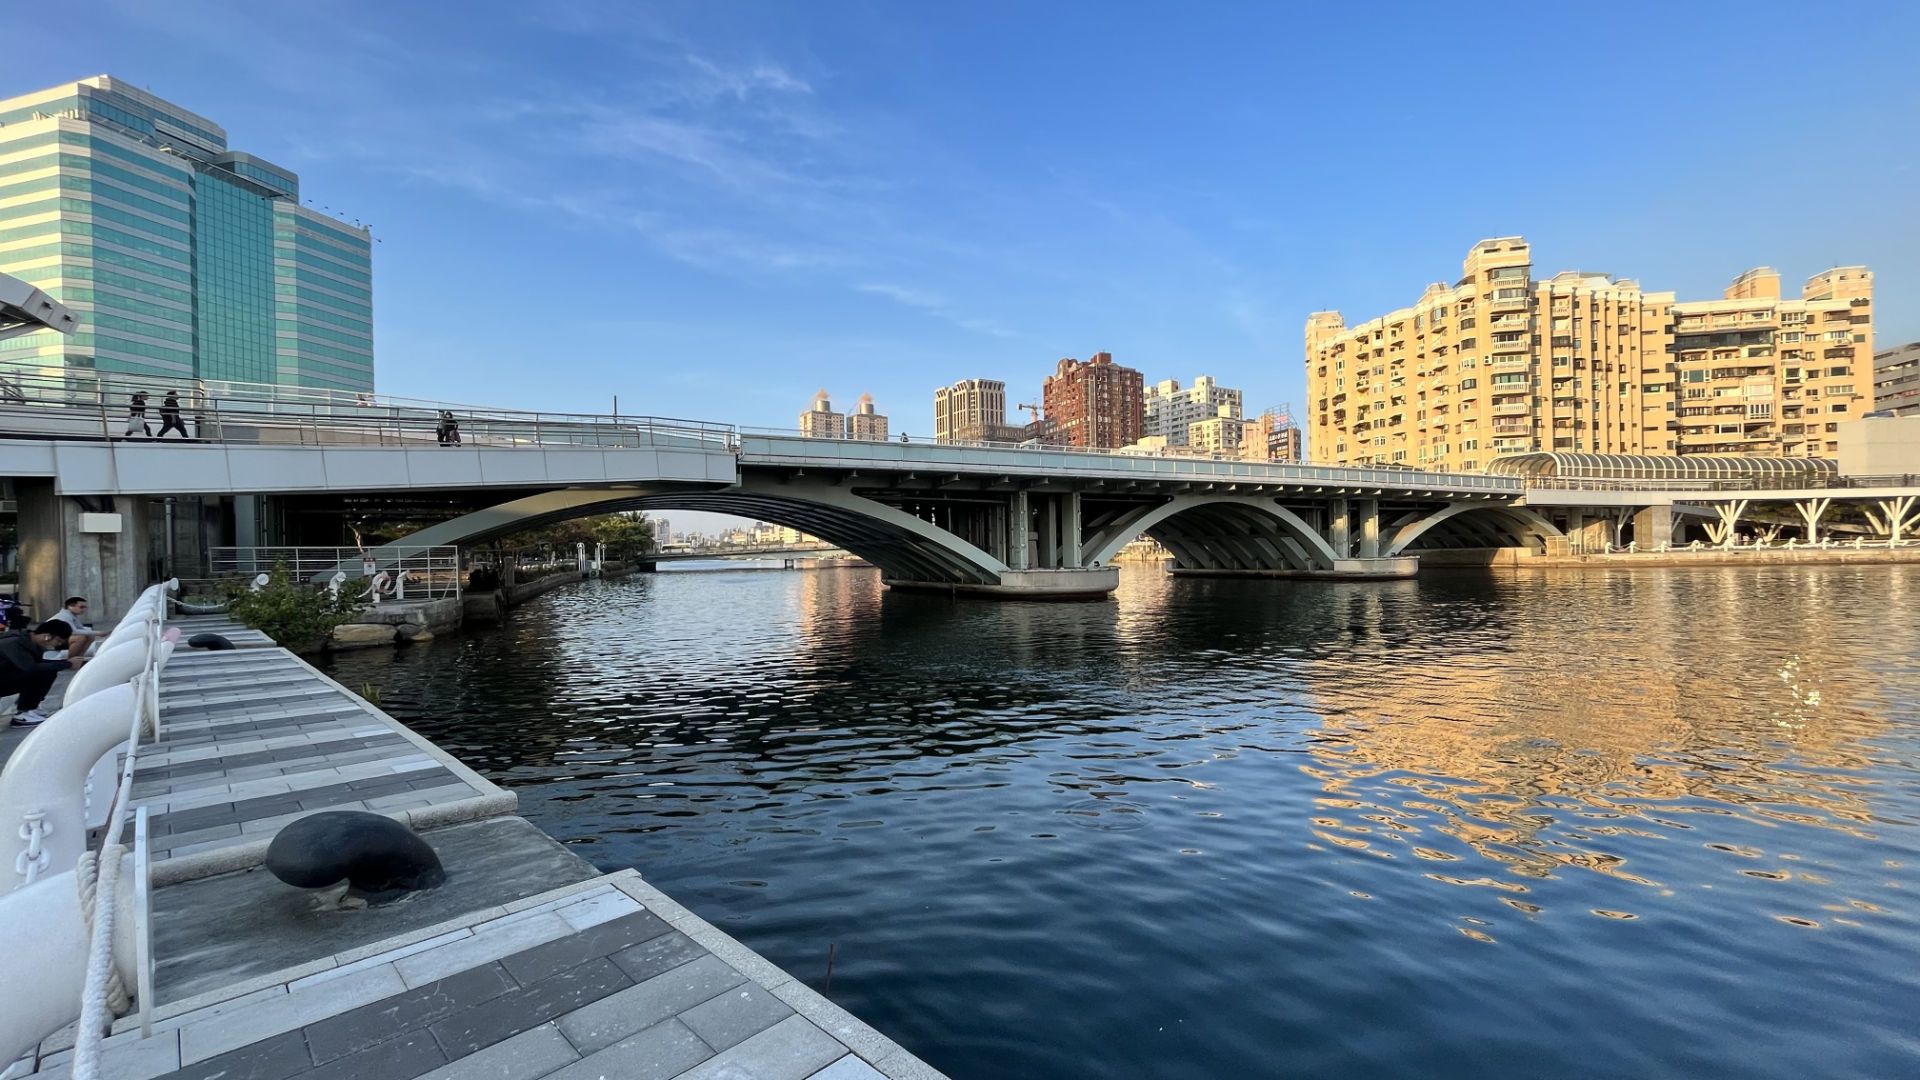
[123, 390, 151, 437]
[157, 390, 189, 439]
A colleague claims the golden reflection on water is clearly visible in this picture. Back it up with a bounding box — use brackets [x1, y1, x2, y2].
[1296, 568, 1917, 903]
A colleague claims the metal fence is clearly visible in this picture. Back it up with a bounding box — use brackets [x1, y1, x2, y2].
[0, 370, 735, 451]
[207, 546, 462, 600]
[1526, 474, 1920, 493]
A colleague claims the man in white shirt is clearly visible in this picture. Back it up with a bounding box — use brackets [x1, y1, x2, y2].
[49, 596, 96, 658]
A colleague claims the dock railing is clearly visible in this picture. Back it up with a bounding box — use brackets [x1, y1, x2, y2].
[209, 545, 463, 601]
[0, 579, 184, 1076]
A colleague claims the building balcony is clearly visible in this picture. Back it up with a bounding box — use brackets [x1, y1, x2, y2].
[1488, 294, 1530, 312]
[1492, 401, 1532, 416]
[1490, 339, 1529, 354]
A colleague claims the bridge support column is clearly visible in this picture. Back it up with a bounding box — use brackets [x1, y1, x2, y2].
[1329, 498, 1351, 558]
[1795, 497, 1832, 544]
[16, 481, 153, 623]
[1062, 492, 1083, 568]
[1633, 503, 1675, 549]
[1038, 495, 1059, 569]
[1357, 498, 1381, 559]
[1006, 490, 1030, 571]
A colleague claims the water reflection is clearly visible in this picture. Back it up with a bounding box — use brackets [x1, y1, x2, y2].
[325, 565, 1920, 1080]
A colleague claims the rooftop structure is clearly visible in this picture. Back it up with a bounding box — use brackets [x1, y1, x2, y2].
[798, 388, 842, 438]
[846, 392, 888, 441]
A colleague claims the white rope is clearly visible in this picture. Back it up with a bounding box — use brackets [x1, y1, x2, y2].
[74, 848, 132, 1017]
[72, 841, 129, 1080]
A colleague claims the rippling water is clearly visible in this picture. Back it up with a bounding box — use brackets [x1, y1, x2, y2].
[324, 565, 1920, 1080]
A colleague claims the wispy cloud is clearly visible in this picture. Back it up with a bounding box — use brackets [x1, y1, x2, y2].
[856, 282, 1016, 339]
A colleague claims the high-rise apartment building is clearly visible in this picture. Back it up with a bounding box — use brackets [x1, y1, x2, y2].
[1305, 238, 1873, 470]
[799, 389, 843, 437]
[1144, 375, 1242, 447]
[1043, 352, 1143, 450]
[0, 76, 374, 391]
[1875, 342, 1920, 417]
[933, 378, 1022, 443]
[845, 392, 888, 440]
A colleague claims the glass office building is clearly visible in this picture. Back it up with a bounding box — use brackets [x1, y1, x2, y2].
[0, 76, 373, 391]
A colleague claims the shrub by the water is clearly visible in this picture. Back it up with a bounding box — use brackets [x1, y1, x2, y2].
[226, 564, 360, 652]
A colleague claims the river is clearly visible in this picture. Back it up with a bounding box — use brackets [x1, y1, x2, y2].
[322, 564, 1920, 1080]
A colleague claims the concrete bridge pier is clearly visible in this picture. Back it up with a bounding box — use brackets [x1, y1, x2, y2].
[14, 479, 152, 622]
[887, 489, 1118, 599]
[1633, 504, 1676, 548]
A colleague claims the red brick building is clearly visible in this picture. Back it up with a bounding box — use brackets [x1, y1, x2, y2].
[1041, 352, 1144, 449]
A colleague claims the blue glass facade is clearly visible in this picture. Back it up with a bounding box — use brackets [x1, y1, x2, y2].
[0, 76, 372, 391]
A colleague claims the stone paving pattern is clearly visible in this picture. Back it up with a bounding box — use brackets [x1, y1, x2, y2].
[132, 650, 506, 869]
[12, 873, 944, 1080]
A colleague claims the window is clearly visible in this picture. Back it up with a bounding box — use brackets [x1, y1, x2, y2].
[1828, 366, 1850, 377]
[1459, 378, 1477, 390]
[1831, 384, 1854, 396]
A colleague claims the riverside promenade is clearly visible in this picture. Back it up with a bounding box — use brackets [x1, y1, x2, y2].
[2, 620, 944, 1080]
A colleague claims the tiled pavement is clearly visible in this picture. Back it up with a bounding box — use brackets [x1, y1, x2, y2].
[134, 649, 511, 880]
[11, 872, 944, 1080]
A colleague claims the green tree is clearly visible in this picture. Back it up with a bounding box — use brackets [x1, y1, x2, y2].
[225, 564, 359, 652]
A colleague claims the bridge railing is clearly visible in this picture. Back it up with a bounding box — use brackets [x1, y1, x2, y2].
[738, 429, 1522, 493]
[0, 369, 736, 451]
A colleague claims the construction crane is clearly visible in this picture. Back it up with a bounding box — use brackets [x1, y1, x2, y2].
[1016, 402, 1042, 424]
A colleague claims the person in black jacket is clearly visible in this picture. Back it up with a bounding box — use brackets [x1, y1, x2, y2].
[157, 390, 189, 439]
[1, 620, 85, 727]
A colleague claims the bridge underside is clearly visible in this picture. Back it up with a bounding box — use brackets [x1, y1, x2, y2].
[362, 467, 1559, 599]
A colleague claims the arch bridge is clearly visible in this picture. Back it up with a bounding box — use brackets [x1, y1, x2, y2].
[367, 435, 1542, 598]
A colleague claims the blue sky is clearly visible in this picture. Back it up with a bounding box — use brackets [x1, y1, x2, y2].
[18, 1, 1920, 435]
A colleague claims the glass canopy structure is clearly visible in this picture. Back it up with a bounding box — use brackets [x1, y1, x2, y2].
[1487, 453, 1840, 481]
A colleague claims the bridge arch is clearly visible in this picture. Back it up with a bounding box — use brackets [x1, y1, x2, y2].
[1083, 495, 1340, 572]
[1385, 503, 1563, 556]
[370, 475, 1010, 587]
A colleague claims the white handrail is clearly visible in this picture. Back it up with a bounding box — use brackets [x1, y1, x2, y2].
[0, 578, 174, 1070]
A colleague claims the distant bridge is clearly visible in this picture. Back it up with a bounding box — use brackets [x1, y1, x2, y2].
[648, 541, 850, 562]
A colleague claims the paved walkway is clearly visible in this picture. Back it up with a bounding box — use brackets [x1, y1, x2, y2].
[16, 873, 939, 1080]
[136, 650, 509, 883]
[5, 639, 946, 1080]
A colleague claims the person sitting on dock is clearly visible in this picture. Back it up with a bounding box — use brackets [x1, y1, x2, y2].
[47, 596, 96, 658]
[0, 620, 86, 727]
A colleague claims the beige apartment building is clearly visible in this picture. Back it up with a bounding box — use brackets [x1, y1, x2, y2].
[799, 389, 844, 438]
[1305, 238, 1873, 471]
[934, 378, 1025, 443]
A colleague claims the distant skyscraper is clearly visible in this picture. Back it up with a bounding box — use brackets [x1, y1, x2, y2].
[934, 378, 1018, 443]
[799, 388, 843, 437]
[0, 76, 374, 390]
[846, 392, 888, 440]
[1145, 376, 1242, 447]
[1042, 352, 1144, 449]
